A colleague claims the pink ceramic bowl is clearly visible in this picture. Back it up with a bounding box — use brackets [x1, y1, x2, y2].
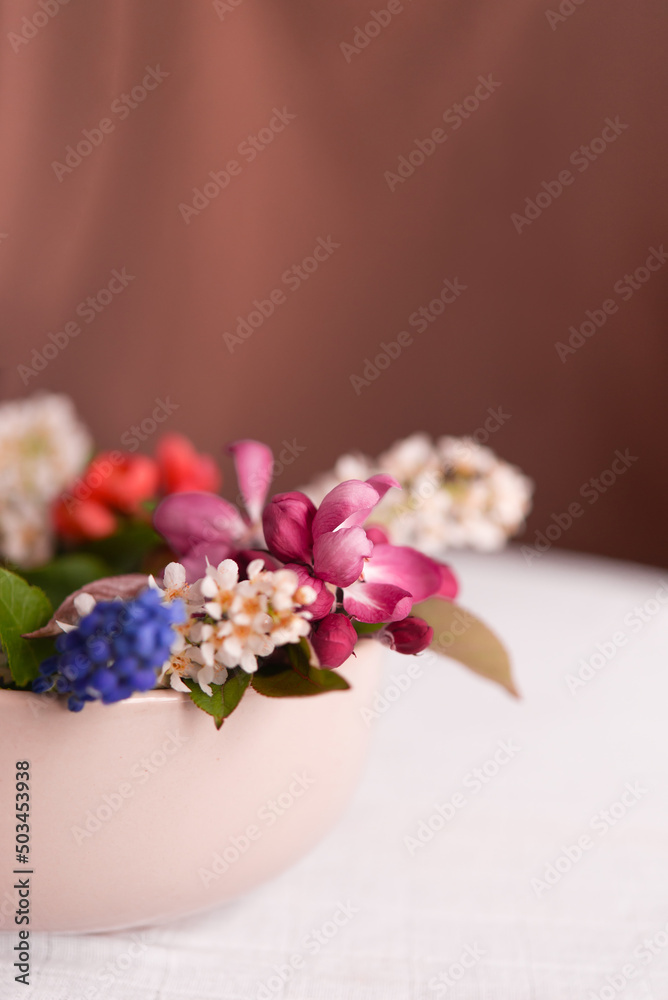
[0, 641, 381, 933]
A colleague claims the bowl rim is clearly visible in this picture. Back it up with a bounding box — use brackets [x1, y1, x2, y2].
[0, 638, 377, 712]
[0, 684, 189, 704]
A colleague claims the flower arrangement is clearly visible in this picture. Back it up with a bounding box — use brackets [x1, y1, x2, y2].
[304, 432, 533, 555]
[0, 394, 518, 728]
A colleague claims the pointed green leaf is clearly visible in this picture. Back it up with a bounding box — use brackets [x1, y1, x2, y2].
[413, 598, 519, 697]
[184, 670, 251, 728]
[0, 568, 53, 688]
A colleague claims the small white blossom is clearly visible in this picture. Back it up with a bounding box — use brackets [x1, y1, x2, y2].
[157, 644, 227, 697]
[0, 393, 91, 567]
[151, 558, 315, 687]
[149, 562, 198, 605]
[73, 593, 96, 617]
[199, 558, 239, 620]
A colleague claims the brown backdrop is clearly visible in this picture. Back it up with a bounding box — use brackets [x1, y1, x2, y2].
[1, 0, 666, 566]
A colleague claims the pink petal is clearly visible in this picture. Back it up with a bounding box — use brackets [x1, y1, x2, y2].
[365, 523, 390, 546]
[154, 492, 244, 557]
[262, 492, 315, 564]
[365, 473, 400, 501]
[364, 544, 442, 602]
[436, 562, 459, 600]
[311, 613, 357, 668]
[228, 440, 273, 524]
[343, 581, 412, 623]
[285, 563, 334, 619]
[313, 527, 373, 587]
[312, 480, 382, 538]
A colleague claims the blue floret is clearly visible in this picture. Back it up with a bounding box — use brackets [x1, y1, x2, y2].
[33, 589, 185, 711]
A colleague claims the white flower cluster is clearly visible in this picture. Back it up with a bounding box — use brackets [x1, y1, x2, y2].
[0, 393, 91, 567]
[304, 433, 533, 555]
[150, 561, 316, 695]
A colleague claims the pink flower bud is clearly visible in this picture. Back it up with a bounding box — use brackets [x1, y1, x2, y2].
[263, 491, 315, 564]
[384, 616, 433, 654]
[311, 613, 357, 668]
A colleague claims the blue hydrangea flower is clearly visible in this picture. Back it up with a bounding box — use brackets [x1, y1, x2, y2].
[34, 589, 185, 711]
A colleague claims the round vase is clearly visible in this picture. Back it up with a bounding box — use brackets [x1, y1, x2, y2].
[0, 640, 382, 933]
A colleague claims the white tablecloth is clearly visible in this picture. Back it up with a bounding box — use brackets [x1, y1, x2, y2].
[3, 547, 668, 999]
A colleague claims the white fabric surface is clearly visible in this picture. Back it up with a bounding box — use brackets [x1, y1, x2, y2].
[3, 546, 668, 1000]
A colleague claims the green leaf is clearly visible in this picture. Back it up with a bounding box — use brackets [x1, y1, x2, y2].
[252, 643, 351, 698]
[0, 568, 53, 688]
[20, 553, 110, 608]
[184, 670, 251, 729]
[413, 598, 519, 697]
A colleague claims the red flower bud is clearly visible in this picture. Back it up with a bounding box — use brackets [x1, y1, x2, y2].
[157, 433, 221, 495]
[384, 616, 433, 654]
[91, 453, 159, 514]
[52, 496, 117, 541]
